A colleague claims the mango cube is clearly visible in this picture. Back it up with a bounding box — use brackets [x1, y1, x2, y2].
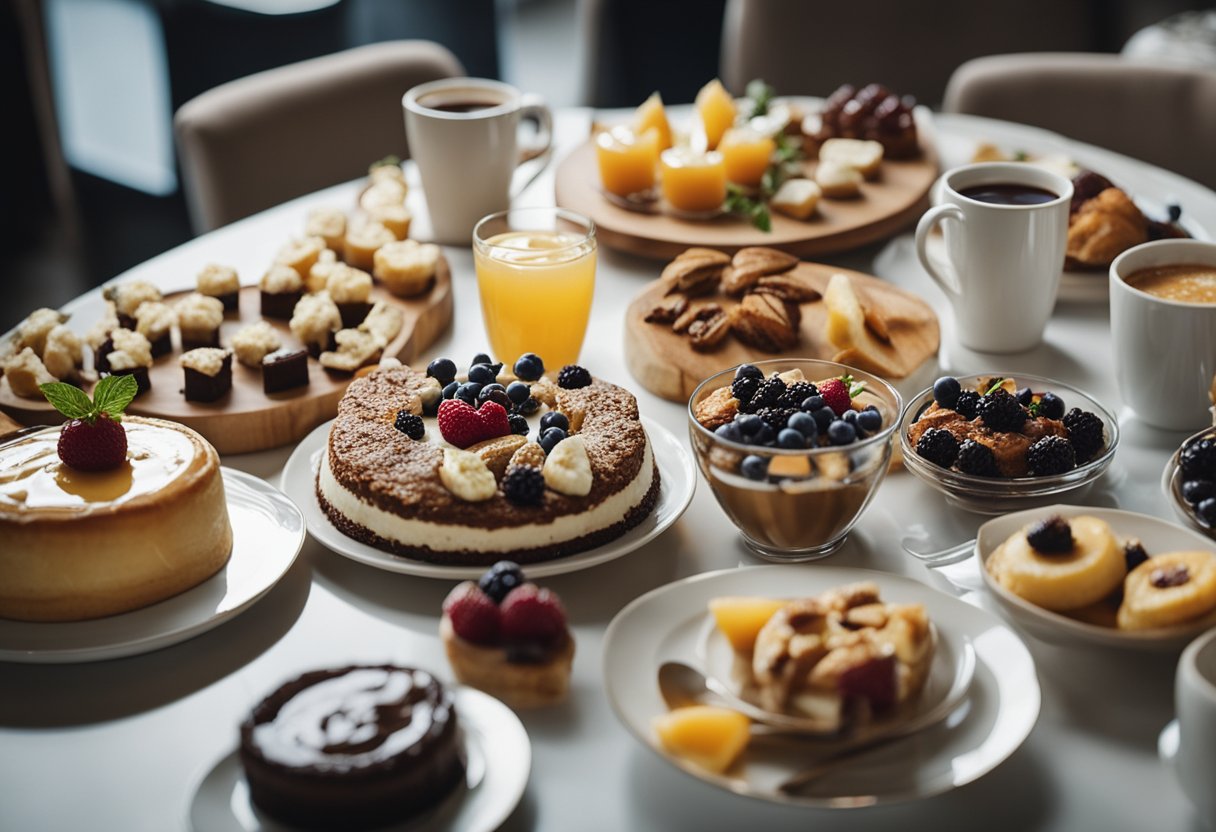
[633, 92, 673, 151]
[652, 706, 750, 773]
[709, 596, 786, 652]
[696, 79, 738, 151]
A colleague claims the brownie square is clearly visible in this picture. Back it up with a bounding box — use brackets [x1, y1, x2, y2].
[181, 328, 221, 351]
[148, 332, 172, 358]
[215, 291, 239, 312]
[262, 348, 309, 394]
[337, 301, 373, 329]
[110, 366, 150, 396]
[183, 353, 233, 403]
[260, 289, 302, 320]
[94, 337, 114, 374]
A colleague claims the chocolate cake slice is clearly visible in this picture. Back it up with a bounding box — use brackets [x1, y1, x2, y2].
[181, 348, 233, 403]
[262, 348, 309, 394]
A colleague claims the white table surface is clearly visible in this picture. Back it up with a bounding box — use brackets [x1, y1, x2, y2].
[3, 109, 1214, 832]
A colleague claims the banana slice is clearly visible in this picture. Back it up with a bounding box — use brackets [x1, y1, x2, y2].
[818, 138, 884, 179]
[439, 448, 498, 502]
[543, 434, 593, 497]
[1118, 551, 1216, 630]
[770, 178, 821, 220]
[824, 272, 904, 377]
[987, 515, 1125, 611]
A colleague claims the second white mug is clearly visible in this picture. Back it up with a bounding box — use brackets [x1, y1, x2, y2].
[915, 162, 1074, 353]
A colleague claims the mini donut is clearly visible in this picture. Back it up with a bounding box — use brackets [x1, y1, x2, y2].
[987, 515, 1125, 611]
[1117, 551, 1216, 631]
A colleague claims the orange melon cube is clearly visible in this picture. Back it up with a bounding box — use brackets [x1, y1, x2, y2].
[660, 148, 727, 215]
[696, 79, 738, 151]
[709, 596, 787, 652]
[652, 706, 750, 773]
[595, 126, 660, 197]
[633, 92, 673, 151]
[719, 127, 775, 187]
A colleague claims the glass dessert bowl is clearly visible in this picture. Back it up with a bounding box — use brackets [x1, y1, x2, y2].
[1162, 424, 1216, 541]
[688, 358, 901, 561]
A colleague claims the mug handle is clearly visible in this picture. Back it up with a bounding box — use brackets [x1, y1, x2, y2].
[915, 203, 966, 298]
[510, 94, 553, 199]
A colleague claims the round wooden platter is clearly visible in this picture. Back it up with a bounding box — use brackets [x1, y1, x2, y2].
[0, 257, 452, 455]
[624, 260, 940, 403]
[555, 137, 939, 261]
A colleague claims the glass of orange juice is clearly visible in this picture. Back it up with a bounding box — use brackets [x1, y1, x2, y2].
[472, 208, 597, 369]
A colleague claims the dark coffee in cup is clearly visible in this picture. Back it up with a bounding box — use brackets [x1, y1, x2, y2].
[427, 100, 501, 114]
[959, 183, 1058, 206]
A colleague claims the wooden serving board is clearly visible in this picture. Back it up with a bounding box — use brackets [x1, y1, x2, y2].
[555, 136, 938, 261]
[624, 260, 939, 402]
[0, 257, 452, 455]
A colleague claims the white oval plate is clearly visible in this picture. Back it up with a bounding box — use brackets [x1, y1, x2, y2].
[282, 416, 695, 580]
[188, 686, 529, 832]
[0, 468, 304, 664]
[603, 565, 1039, 808]
[976, 504, 1216, 651]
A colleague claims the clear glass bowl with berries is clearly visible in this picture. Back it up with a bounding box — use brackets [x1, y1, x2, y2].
[900, 374, 1119, 513]
[1162, 426, 1216, 540]
[688, 358, 902, 561]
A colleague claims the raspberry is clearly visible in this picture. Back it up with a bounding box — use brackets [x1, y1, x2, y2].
[778, 382, 818, 409]
[1026, 435, 1076, 476]
[442, 581, 501, 645]
[976, 388, 1027, 432]
[954, 391, 980, 420]
[915, 428, 959, 468]
[508, 414, 529, 435]
[436, 399, 509, 448]
[58, 415, 128, 471]
[478, 561, 525, 603]
[1025, 516, 1074, 554]
[556, 364, 591, 389]
[1180, 434, 1216, 480]
[755, 406, 797, 431]
[817, 378, 852, 415]
[502, 464, 545, 506]
[730, 375, 760, 405]
[955, 439, 999, 477]
[1063, 408, 1105, 463]
[743, 377, 786, 412]
[500, 584, 567, 645]
[393, 410, 424, 440]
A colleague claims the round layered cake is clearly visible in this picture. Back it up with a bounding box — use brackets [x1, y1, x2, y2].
[239, 664, 464, 830]
[317, 363, 660, 565]
[0, 416, 232, 621]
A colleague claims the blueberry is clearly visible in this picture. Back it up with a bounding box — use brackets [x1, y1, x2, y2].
[933, 376, 962, 409]
[471, 353, 493, 367]
[1038, 392, 1065, 420]
[1168, 202, 1183, 223]
[735, 364, 763, 381]
[1198, 497, 1216, 526]
[752, 424, 775, 446]
[812, 406, 836, 431]
[1183, 479, 1216, 505]
[857, 408, 883, 433]
[468, 363, 497, 385]
[540, 411, 569, 432]
[1014, 387, 1033, 406]
[427, 358, 457, 385]
[478, 561, 524, 603]
[788, 411, 818, 438]
[515, 396, 541, 415]
[442, 380, 459, 400]
[741, 455, 768, 480]
[479, 388, 512, 409]
[715, 422, 743, 442]
[455, 382, 482, 405]
[506, 381, 531, 404]
[777, 428, 805, 449]
[736, 414, 764, 436]
[513, 353, 545, 381]
[842, 409, 859, 426]
[481, 382, 506, 396]
[802, 395, 825, 412]
[828, 420, 857, 445]
[508, 413, 529, 435]
[539, 427, 568, 454]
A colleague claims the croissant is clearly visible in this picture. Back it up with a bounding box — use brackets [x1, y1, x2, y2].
[1066, 187, 1148, 268]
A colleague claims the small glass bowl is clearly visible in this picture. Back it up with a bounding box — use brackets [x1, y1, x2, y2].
[899, 373, 1119, 514]
[687, 358, 902, 562]
[1162, 426, 1216, 540]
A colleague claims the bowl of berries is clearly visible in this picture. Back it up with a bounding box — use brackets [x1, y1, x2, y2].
[688, 359, 901, 561]
[900, 374, 1118, 513]
[1163, 427, 1216, 540]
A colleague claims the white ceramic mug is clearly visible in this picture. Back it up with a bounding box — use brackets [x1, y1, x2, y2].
[403, 78, 553, 245]
[915, 162, 1073, 353]
[1111, 239, 1216, 431]
[1174, 627, 1216, 827]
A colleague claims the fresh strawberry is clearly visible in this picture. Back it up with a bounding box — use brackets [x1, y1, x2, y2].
[500, 583, 567, 645]
[817, 377, 852, 415]
[437, 399, 510, 448]
[442, 581, 501, 645]
[40, 374, 138, 471]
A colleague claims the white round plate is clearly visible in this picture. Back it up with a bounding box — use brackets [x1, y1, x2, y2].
[0, 468, 303, 664]
[976, 504, 1216, 651]
[603, 565, 1039, 808]
[282, 416, 695, 579]
[188, 686, 529, 832]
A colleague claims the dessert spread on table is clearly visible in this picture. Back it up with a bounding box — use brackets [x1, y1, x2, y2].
[317, 353, 660, 565]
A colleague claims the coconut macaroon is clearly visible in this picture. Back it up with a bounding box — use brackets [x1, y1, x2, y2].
[319, 327, 382, 373]
[230, 320, 282, 368]
[359, 301, 404, 347]
[104, 280, 162, 327]
[368, 162, 407, 187]
[181, 347, 233, 402]
[359, 177, 407, 214]
[343, 221, 396, 270]
[133, 301, 177, 357]
[2, 347, 57, 398]
[275, 236, 327, 281]
[86, 302, 120, 352]
[105, 328, 154, 395]
[197, 263, 241, 311]
[373, 239, 440, 297]
[42, 325, 84, 381]
[259, 264, 304, 320]
[176, 293, 225, 349]
[327, 264, 374, 327]
[289, 291, 341, 357]
[305, 207, 346, 254]
[366, 204, 412, 240]
[16, 308, 67, 357]
[306, 248, 339, 293]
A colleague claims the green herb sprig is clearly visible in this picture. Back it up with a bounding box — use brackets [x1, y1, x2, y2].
[39, 374, 138, 423]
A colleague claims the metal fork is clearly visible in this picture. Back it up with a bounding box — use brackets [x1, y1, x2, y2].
[900, 537, 977, 567]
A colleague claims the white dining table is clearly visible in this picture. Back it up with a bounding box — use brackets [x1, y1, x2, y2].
[2, 107, 1213, 832]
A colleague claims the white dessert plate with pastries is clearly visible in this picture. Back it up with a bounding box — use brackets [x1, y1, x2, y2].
[603, 565, 1039, 808]
[976, 504, 1216, 652]
[282, 416, 696, 580]
[188, 686, 529, 832]
[0, 469, 304, 664]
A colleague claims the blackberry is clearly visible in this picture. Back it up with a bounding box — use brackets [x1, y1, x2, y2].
[501, 465, 545, 506]
[954, 391, 980, 420]
[1025, 516, 1074, 554]
[1026, 435, 1076, 476]
[556, 364, 592, 389]
[731, 375, 760, 405]
[915, 428, 959, 468]
[1180, 435, 1216, 480]
[955, 439, 999, 477]
[744, 376, 786, 412]
[977, 388, 1028, 432]
[756, 407, 797, 431]
[1063, 408, 1106, 463]
[393, 411, 425, 440]
[1182, 479, 1216, 505]
[508, 414, 529, 435]
[778, 382, 818, 409]
[1123, 540, 1149, 572]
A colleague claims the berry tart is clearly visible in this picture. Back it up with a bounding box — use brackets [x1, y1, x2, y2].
[317, 353, 660, 565]
[0, 375, 232, 621]
[440, 561, 574, 708]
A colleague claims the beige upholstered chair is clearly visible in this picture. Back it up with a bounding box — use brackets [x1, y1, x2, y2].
[944, 53, 1216, 188]
[175, 40, 464, 233]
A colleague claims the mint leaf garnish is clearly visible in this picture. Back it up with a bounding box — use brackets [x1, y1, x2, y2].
[983, 378, 1006, 395]
[39, 382, 93, 419]
[92, 374, 137, 420]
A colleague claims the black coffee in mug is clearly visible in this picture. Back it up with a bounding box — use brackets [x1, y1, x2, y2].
[959, 183, 1058, 205]
[428, 100, 501, 114]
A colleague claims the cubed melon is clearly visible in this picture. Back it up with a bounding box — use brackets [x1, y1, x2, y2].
[709, 596, 786, 652]
[652, 705, 750, 773]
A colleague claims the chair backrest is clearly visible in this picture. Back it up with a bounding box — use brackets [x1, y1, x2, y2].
[174, 40, 464, 233]
[943, 53, 1216, 189]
